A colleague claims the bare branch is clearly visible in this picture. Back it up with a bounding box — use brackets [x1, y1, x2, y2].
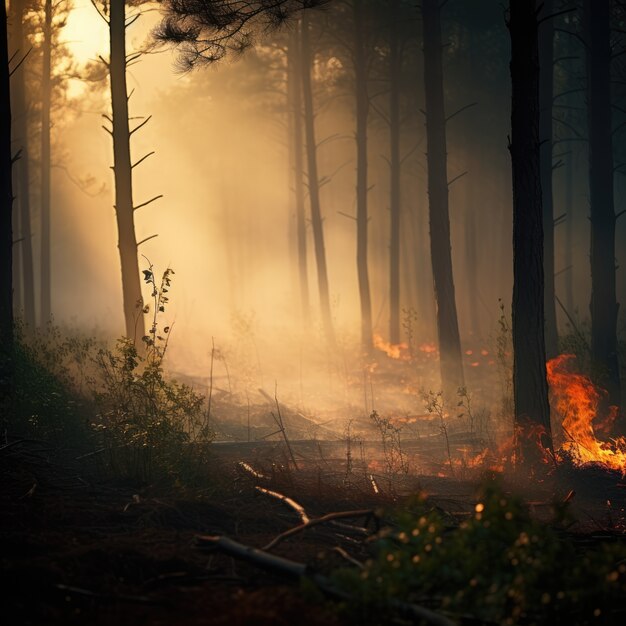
[137, 234, 159, 247]
[131, 151, 155, 169]
[134, 194, 163, 211]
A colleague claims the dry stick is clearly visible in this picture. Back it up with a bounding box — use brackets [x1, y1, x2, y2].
[262, 509, 373, 551]
[256, 485, 310, 524]
[196, 535, 455, 626]
[206, 337, 215, 431]
[332, 545, 364, 569]
[260, 384, 299, 471]
[246, 391, 251, 442]
[238, 461, 267, 481]
[555, 294, 588, 350]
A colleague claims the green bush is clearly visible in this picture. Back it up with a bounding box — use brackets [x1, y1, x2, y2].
[334, 479, 626, 624]
[91, 337, 212, 482]
[12, 323, 95, 449]
[10, 265, 214, 484]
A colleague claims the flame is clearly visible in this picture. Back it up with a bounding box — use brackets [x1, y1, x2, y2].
[373, 333, 409, 360]
[419, 342, 438, 354]
[547, 354, 625, 474]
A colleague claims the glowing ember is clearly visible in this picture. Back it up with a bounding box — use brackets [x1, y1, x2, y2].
[419, 342, 437, 354]
[373, 333, 409, 360]
[547, 354, 625, 474]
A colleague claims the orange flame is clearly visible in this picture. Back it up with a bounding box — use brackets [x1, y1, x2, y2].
[547, 354, 625, 474]
[419, 342, 437, 354]
[373, 333, 409, 360]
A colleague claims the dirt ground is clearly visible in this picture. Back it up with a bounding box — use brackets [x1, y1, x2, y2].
[3, 438, 626, 625]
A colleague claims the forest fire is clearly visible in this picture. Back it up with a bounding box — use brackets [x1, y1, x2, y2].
[548, 355, 625, 474]
[373, 333, 409, 360]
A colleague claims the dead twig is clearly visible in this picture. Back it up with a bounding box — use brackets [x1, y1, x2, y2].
[263, 509, 373, 551]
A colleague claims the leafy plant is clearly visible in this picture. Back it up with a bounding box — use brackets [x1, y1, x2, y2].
[90, 263, 213, 482]
[369, 410, 409, 482]
[334, 479, 626, 624]
[495, 299, 514, 419]
[420, 389, 454, 475]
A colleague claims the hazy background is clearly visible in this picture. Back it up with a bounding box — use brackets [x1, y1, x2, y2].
[27, 0, 626, 415]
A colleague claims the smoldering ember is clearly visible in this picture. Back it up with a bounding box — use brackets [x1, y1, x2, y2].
[1, 0, 626, 624]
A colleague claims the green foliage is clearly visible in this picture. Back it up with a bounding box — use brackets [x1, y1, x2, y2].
[496, 299, 514, 418]
[10, 265, 214, 485]
[12, 323, 95, 448]
[334, 480, 626, 624]
[369, 410, 408, 479]
[90, 264, 213, 482]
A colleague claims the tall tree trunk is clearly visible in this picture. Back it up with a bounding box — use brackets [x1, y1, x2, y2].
[421, 0, 464, 398]
[464, 32, 480, 340]
[40, 0, 52, 325]
[109, 0, 145, 342]
[300, 12, 335, 346]
[562, 17, 576, 322]
[539, 0, 558, 359]
[388, 0, 401, 345]
[353, 2, 372, 352]
[508, 0, 553, 467]
[1, 0, 15, 420]
[563, 142, 574, 315]
[584, 0, 621, 416]
[11, 0, 36, 329]
[288, 22, 310, 326]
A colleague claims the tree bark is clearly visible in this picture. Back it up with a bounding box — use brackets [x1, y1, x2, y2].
[421, 0, 464, 398]
[288, 21, 310, 326]
[508, 0, 554, 467]
[1, 0, 15, 419]
[539, 0, 558, 359]
[300, 12, 335, 346]
[463, 31, 480, 340]
[583, 0, 621, 416]
[40, 0, 52, 325]
[353, 1, 373, 352]
[388, 0, 401, 345]
[109, 0, 145, 342]
[10, 0, 36, 329]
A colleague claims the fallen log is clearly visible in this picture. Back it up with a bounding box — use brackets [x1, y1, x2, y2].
[196, 534, 456, 626]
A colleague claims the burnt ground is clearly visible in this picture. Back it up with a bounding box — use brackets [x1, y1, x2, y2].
[2, 438, 626, 626]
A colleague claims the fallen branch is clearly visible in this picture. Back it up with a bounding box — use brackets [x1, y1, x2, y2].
[255, 485, 310, 524]
[196, 534, 455, 626]
[263, 509, 373, 551]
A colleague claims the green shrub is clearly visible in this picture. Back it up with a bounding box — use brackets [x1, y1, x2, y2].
[10, 265, 213, 485]
[11, 323, 95, 449]
[334, 479, 626, 624]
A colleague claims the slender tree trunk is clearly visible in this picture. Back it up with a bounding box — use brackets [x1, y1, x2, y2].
[11, 0, 36, 329]
[288, 22, 310, 326]
[539, 0, 558, 359]
[300, 12, 335, 345]
[389, 0, 401, 345]
[109, 0, 145, 342]
[562, 28, 577, 318]
[421, 0, 464, 398]
[353, 2, 372, 352]
[563, 136, 574, 315]
[583, 0, 621, 416]
[40, 0, 52, 325]
[1, 0, 15, 419]
[508, 0, 553, 468]
[464, 32, 480, 339]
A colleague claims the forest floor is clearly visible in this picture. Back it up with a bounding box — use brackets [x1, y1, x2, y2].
[3, 437, 626, 625]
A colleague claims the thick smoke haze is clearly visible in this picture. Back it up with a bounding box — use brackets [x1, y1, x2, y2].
[34, 0, 625, 416]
